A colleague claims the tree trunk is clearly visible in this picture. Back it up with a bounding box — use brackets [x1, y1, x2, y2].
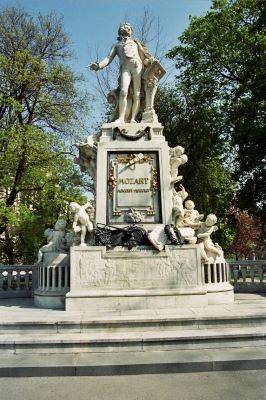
[4, 229, 14, 265]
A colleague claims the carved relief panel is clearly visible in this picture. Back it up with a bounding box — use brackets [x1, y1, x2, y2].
[72, 246, 201, 290]
[74, 250, 175, 289]
[170, 248, 199, 286]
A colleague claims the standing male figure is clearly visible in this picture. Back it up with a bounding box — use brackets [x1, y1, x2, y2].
[88, 22, 154, 124]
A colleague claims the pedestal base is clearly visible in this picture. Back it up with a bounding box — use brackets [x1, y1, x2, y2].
[66, 244, 210, 311]
[205, 283, 234, 305]
[34, 291, 67, 310]
[66, 291, 208, 311]
[34, 252, 70, 310]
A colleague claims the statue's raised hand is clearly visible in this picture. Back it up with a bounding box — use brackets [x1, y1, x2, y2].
[87, 62, 99, 71]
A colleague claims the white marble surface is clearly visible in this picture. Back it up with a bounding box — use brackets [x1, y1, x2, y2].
[96, 132, 173, 230]
[65, 244, 210, 311]
[88, 23, 164, 124]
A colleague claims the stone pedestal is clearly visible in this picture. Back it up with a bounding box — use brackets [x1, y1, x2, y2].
[65, 244, 209, 311]
[34, 252, 70, 310]
[96, 123, 172, 231]
[66, 121, 234, 311]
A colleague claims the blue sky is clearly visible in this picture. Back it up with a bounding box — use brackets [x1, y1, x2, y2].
[0, 0, 213, 122]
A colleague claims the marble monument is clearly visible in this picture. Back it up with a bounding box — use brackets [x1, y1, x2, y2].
[37, 22, 233, 310]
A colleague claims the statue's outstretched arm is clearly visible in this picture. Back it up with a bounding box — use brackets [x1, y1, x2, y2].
[87, 45, 117, 70]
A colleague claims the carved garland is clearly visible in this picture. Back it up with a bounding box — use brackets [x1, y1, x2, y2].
[113, 127, 151, 141]
[108, 167, 117, 196]
[115, 153, 154, 166]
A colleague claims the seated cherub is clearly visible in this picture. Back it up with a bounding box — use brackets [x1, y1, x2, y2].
[182, 200, 204, 229]
[196, 214, 223, 262]
[37, 219, 67, 263]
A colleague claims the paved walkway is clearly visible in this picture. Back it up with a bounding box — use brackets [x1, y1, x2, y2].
[1, 370, 266, 400]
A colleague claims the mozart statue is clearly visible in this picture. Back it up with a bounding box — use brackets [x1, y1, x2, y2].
[88, 22, 165, 124]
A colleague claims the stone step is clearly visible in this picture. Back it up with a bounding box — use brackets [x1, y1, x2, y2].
[1, 311, 266, 334]
[0, 327, 265, 354]
[1, 347, 266, 377]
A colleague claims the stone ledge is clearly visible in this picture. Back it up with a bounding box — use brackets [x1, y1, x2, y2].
[0, 347, 266, 376]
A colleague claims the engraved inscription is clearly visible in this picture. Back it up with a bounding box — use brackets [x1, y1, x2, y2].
[116, 163, 151, 207]
[119, 178, 149, 185]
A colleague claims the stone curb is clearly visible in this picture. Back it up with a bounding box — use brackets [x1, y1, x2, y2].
[1, 348, 266, 377]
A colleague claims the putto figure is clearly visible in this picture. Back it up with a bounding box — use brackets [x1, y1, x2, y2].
[88, 22, 155, 124]
[181, 200, 204, 228]
[172, 184, 188, 227]
[37, 219, 67, 263]
[196, 214, 223, 262]
[169, 146, 188, 183]
[69, 201, 94, 246]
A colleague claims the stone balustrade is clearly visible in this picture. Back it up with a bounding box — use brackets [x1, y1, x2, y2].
[34, 252, 70, 309]
[0, 265, 39, 298]
[38, 263, 70, 292]
[229, 260, 266, 293]
[1, 259, 265, 305]
[201, 260, 233, 304]
[202, 261, 230, 286]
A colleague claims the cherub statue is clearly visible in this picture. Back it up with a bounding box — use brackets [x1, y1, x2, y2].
[37, 219, 67, 263]
[181, 200, 204, 229]
[74, 135, 98, 187]
[68, 201, 94, 246]
[169, 146, 188, 183]
[172, 184, 188, 227]
[196, 214, 223, 262]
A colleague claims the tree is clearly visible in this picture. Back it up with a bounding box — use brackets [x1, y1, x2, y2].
[229, 207, 264, 260]
[0, 5, 92, 263]
[167, 0, 266, 225]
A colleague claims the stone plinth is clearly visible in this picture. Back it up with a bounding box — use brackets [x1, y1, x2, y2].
[65, 244, 209, 311]
[66, 119, 234, 312]
[99, 123, 164, 143]
[96, 123, 172, 232]
[34, 252, 70, 310]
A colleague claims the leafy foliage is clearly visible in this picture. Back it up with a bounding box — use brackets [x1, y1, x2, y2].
[0, 5, 92, 264]
[229, 207, 264, 260]
[166, 0, 266, 225]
